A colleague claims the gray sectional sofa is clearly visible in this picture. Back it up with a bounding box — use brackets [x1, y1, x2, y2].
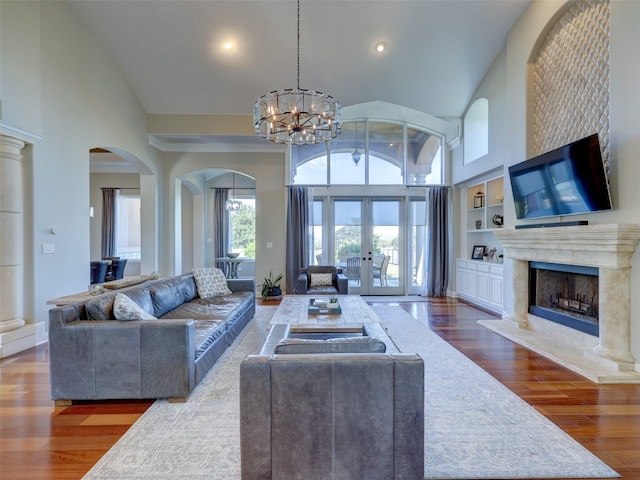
[48, 273, 255, 403]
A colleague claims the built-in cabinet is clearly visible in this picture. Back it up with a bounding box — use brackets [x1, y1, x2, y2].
[456, 260, 503, 314]
[456, 173, 504, 313]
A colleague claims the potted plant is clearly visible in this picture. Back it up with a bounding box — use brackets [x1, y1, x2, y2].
[260, 270, 283, 300]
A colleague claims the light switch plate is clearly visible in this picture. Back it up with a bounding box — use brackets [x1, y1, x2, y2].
[42, 243, 55, 254]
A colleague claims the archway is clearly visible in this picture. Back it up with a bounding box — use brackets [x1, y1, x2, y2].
[176, 169, 256, 277]
[89, 147, 158, 277]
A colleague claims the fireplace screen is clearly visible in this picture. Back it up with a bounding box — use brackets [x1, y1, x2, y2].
[529, 262, 599, 336]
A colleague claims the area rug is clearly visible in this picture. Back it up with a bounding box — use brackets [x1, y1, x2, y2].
[83, 304, 618, 480]
[376, 305, 618, 479]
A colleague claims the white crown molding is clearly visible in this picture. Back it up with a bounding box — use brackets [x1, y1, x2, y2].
[0, 121, 43, 145]
[147, 135, 285, 153]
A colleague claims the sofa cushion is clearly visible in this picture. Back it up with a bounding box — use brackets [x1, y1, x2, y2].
[113, 293, 157, 321]
[193, 267, 232, 298]
[310, 273, 333, 287]
[150, 281, 185, 317]
[86, 288, 154, 320]
[274, 336, 387, 354]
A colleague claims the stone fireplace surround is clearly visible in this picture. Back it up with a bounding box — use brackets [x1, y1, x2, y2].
[480, 224, 640, 383]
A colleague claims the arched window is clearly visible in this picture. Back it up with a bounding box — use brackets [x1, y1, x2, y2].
[291, 120, 443, 186]
[463, 98, 488, 164]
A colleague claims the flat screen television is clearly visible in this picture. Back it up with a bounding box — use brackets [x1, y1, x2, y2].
[508, 134, 612, 220]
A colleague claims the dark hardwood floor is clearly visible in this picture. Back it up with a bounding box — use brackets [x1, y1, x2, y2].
[1, 297, 640, 479]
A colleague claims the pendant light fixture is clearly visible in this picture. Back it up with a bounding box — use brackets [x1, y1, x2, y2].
[253, 0, 342, 145]
[351, 121, 362, 166]
[226, 173, 242, 211]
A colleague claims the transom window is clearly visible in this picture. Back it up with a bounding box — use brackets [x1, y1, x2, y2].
[290, 120, 443, 186]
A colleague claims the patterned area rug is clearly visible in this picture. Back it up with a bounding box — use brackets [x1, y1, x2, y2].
[83, 304, 618, 479]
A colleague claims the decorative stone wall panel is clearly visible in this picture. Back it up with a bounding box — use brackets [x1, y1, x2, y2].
[531, 0, 609, 173]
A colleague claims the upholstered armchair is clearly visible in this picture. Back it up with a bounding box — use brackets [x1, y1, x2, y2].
[295, 265, 348, 295]
[240, 324, 425, 480]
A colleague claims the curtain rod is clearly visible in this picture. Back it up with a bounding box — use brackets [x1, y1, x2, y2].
[100, 187, 140, 190]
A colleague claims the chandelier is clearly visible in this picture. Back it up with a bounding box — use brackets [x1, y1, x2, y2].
[226, 173, 242, 211]
[253, 0, 341, 145]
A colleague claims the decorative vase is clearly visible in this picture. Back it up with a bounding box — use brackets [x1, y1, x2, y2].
[268, 286, 282, 297]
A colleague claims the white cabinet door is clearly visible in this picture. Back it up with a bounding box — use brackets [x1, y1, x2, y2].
[477, 271, 490, 303]
[490, 274, 503, 308]
[456, 266, 466, 296]
[465, 269, 477, 297]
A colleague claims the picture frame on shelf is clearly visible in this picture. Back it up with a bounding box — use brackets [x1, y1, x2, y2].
[471, 245, 486, 260]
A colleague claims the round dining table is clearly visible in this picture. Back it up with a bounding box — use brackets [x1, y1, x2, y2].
[215, 257, 249, 279]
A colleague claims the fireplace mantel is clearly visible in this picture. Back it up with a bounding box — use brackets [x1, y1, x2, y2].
[479, 224, 640, 383]
[495, 224, 640, 269]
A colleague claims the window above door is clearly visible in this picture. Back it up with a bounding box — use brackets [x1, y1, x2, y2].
[290, 120, 444, 186]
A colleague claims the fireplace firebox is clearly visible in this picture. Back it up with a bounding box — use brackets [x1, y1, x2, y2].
[529, 262, 599, 336]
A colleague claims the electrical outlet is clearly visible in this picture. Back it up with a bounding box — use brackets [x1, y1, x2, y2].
[42, 243, 55, 254]
[266, 242, 273, 248]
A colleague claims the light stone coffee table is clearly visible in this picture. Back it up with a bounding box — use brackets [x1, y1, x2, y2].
[269, 295, 381, 326]
[262, 295, 396, 355]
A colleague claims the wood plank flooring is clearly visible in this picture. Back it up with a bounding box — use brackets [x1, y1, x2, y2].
[393, 298, 640, 480]
[1, 297, 640, 479]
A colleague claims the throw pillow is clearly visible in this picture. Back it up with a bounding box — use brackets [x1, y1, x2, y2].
[310, 272, 333, 287]
[113, 293, 157, 321]
[192, 267, 232, 298]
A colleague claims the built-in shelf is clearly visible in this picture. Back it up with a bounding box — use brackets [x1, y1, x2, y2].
[458, 174, 504, 312]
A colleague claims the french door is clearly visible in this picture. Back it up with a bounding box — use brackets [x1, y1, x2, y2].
[331, 198, 403, 295]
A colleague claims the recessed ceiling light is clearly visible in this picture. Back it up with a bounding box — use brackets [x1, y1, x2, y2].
[223, 41, 233, 50]
[375, 42, 387, 53]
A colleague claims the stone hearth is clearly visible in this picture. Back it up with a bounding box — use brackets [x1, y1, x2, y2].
[480, 224, 640, 383]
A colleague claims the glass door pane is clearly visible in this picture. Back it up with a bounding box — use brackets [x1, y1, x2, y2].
[408, 199, 426, 294]
[311, 200, 324, 265]
[333, 200, 362, 291]
[369, 199, 402, 294]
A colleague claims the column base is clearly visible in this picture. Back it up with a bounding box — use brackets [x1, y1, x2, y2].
[0, 323, 36, 358]
[502, 312, 528, 328]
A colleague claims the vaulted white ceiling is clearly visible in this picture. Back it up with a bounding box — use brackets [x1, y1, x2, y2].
[70, 0, 530, 120]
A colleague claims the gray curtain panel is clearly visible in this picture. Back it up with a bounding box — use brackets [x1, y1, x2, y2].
[425, 186, 449, 297]
[101, 187, 117, 258]
[285, 186, 310, 294]
[214, 188, 230, 271]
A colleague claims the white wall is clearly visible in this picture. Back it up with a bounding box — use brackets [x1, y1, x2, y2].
[468, 0, 640, 363]
[1, 1, 164, 343]
[164, 151, 286, 290]
[452, 48, 508, 186]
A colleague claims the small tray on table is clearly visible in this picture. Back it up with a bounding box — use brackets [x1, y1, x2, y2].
[308, 298, 342, 315]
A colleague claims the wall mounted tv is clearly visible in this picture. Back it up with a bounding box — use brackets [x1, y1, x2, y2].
[508, 134, 612, 220]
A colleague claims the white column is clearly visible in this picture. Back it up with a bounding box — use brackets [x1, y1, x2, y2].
[0, 135, 26, 333]
[593, 267, 636, 369]
[503, 258, 529, 327]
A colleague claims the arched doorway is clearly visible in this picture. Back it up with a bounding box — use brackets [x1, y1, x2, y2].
[176, 169, 256, 278]
[89, 147, 157, 278]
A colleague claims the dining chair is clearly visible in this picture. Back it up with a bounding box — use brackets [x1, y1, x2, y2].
[373, 255, 391, 286]
[105, 258, 127, 281]
[346, 256, 361, 284]
[90, 261, 109, 284]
